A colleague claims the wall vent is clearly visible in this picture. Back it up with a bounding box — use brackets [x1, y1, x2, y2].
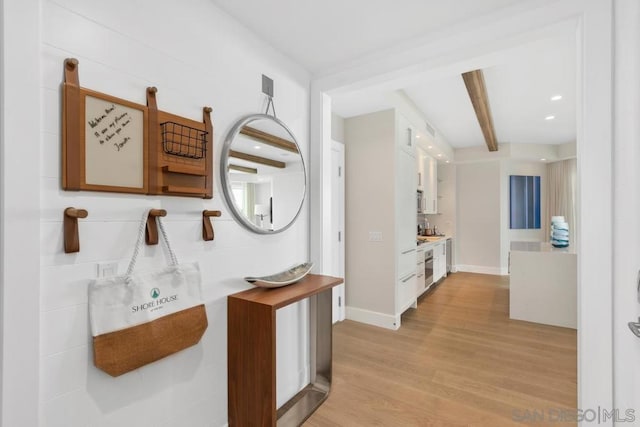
[425, 121, 436, 137]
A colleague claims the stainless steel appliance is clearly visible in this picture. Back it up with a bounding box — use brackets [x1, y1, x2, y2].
[424, 248, 434, 287]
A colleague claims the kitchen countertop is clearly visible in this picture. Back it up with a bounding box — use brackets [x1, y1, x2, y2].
[510, 241, 576, 254]
[417, 235, 450, 247]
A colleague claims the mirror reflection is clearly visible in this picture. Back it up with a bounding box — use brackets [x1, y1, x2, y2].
[221, 114, 306, 234]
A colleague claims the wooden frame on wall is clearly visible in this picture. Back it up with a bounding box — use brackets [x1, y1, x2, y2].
[63, 59, 149, 194]
[62, 58, 213, 198]
[147, 87, 213, 198]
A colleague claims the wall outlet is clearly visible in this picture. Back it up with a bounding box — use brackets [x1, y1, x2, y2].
[97, 262, 118, 278]
[368, 231, 383, 242]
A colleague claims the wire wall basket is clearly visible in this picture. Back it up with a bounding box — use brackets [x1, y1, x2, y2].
[161, 121, 207, 159]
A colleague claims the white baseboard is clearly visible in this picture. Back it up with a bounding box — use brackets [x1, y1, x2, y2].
[455, 264, 509, 276]
[345, 306, 400, 330]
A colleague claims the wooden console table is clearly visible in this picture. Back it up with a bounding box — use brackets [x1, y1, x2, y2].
[228, 274, 343, 426]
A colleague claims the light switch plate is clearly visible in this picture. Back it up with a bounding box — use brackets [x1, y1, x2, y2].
[97, 262, 118, 278]
[369, 231, 383, 242]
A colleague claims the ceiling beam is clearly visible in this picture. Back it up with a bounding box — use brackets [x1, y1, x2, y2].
[229, 150, 286, 169]
[240, 126, 299, 153]
[462, 69, 498, 152]
[228, 164, 258, 174]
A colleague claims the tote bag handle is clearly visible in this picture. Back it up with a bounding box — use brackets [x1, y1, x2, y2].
[126, 209, 179, 275]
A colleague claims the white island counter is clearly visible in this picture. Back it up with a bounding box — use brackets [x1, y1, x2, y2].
[509, 241, 577, 329]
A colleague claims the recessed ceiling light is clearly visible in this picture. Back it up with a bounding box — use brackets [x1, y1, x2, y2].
[551, 95, 562, 101]
[437, 154, 442, 157]
[416, 135, 421, 139]
[254, 145, 261, 149]
[428, 145, 432, 149]
[540, 158, 547, 161]
[545, 115, 555, 120]
[445, 160, 450, 164]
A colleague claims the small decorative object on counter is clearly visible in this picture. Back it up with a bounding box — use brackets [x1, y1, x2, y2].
[244, 262, 313, 288]
[88, 209, 208, 377]
[550, 215, 569, 248]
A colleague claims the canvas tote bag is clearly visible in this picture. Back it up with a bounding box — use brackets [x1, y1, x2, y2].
[89, 209, 208, 376]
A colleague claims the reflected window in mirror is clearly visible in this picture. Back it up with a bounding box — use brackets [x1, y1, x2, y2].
[231, 182, 246, 213]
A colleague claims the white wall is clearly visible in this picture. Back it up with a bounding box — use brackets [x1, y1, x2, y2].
[271, 163, 306, 230]
[455, 158, 549, 275]
[456, 161, 503, 274]
[331, 113, 345, 143]
[4, 0, 311, 426]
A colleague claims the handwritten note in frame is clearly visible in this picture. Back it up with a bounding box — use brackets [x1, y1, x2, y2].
[84, 95, 145, 189]
[71, 89, 148, 194]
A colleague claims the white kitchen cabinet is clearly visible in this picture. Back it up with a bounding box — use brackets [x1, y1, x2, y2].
[396, 272, 417, 314]
[417, 149, 437, 214]
[395, 120, 418, 313]
[440, 242, 447, 280]
[433, 240, 447, 282]
[417, 148, 426, 191]
[397, 148, 417, 260]
[424, 155, 438, 214]
[398, 247, 416, 278]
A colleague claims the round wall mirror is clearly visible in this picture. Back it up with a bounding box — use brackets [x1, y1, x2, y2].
[220, 114, 306, 234]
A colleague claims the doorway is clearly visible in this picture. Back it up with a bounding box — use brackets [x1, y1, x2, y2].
[311, 1, 614, 416]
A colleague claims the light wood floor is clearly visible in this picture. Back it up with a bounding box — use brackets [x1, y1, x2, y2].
[306, 272, 577, 427]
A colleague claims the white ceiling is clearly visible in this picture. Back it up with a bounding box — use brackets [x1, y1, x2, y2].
[403, 33, 577, 148]
[231, 120, 303, 172]
[210, 0, 524, 74]
[211, 0, 577, 150]
[233, 135, 301, 169]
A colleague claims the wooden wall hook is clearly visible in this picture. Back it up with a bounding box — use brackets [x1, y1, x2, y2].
[146, 209, 167, 245]
[202, 210, 221, 241]
[64, 207, 88, 253]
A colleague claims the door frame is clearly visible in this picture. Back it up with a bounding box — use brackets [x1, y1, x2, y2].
[0, 0, 42, 426]
[310, 0, 614, 419]
[330, 140, 345, 322]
